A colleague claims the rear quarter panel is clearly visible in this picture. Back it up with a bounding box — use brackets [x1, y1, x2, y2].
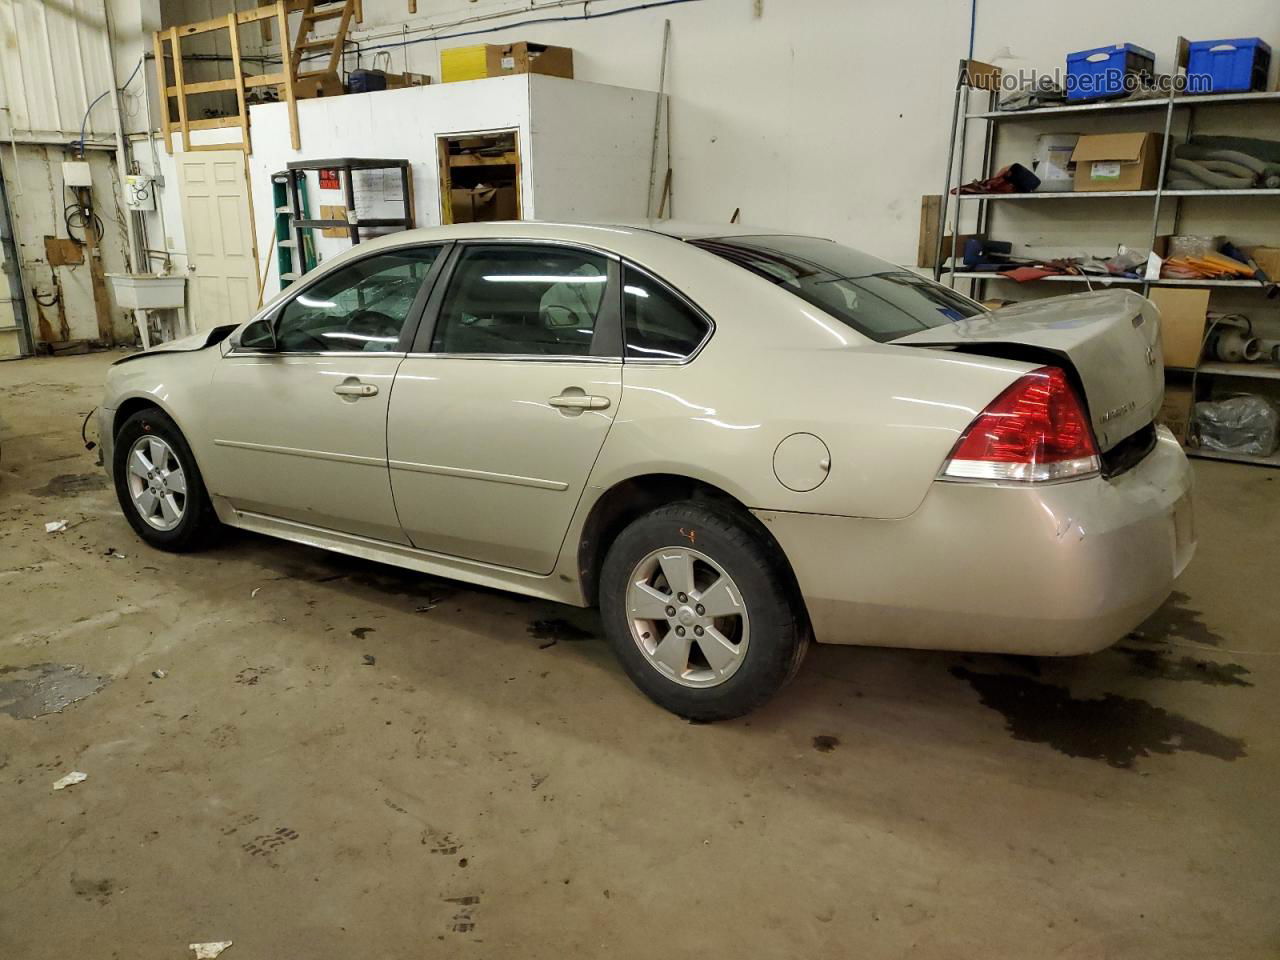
[585, 239, 1033, 520]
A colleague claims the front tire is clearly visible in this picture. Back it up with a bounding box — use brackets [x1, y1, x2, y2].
[600, 500, 810, 721]
[112, 408, 219, 551]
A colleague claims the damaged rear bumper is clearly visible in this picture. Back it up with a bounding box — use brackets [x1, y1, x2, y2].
[756, 426, 1195, 656]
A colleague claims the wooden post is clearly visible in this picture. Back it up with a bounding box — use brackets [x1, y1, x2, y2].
[153, 31, 172, 155]
[169, 27, 191, 152]
[277, 0, 301, 150]
[226, 13, 250, 153]
[78, 189, 114, 345]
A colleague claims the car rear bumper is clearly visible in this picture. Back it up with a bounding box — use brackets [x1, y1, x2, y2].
[754, 426, 1195, 656]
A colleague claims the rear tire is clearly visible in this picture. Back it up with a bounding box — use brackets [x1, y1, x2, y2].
[600, 500, 810, 721]
[112, 408, 219, 552]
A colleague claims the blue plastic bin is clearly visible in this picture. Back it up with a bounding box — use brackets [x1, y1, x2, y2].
[1186, 38, 1271, 94]
[1066, 43, 1155, 101]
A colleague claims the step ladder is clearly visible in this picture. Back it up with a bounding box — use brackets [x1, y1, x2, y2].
[288, 0, 361, 99]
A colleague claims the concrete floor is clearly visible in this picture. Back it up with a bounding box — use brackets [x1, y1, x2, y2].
[1, 351, 1276, 959]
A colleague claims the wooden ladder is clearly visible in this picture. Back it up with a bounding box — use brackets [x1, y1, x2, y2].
[289, 0, 360, 98]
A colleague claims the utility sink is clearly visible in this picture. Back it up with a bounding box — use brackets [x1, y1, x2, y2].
[105, 273, 187, 310]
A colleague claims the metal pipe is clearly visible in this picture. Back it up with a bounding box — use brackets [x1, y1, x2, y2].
[101, 1, 140, 275]
[645, 19, 671, 219]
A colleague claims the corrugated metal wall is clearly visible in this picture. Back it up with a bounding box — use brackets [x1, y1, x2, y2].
[0, 0, 118, 141]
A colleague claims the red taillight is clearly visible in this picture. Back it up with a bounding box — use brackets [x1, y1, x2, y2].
[942, 366, 1100, 483]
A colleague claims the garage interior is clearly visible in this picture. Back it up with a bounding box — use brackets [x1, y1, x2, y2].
[1, 2, 1278, 958]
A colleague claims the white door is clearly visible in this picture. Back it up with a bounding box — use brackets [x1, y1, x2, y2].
[388, 242, 623, 574]
[177, 150, 258, 332]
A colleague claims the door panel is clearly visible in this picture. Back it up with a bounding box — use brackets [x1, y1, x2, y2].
[176, 151, 258, 332]
[202, 246, 446, 542]
[387, 358, 622, 571]
[207, 354, 407, 543]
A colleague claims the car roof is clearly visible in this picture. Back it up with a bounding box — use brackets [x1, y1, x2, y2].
[346, 219, 810, 252]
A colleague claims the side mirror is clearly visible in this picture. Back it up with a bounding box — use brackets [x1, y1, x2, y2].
[239, 317, 277, 351]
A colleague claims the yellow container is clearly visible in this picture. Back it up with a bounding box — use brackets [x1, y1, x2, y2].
[441, 44, 490, 83]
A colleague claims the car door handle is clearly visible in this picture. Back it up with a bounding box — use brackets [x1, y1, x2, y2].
[333, 382, 378, 398]
[549, 393, 610, 410]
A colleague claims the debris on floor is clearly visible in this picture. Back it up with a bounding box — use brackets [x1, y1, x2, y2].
[362, 654, 376, 666]
[152, 669, 167, 679]
[250, 587, 261, 599]
[0, 662, 109, 719]
[51, 771, 87, 791]
[188, 941, 233, 959]
[44, 520, 67, 533]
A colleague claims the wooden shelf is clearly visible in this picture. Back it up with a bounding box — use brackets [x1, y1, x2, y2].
[955, 189, 1280, 201]
[949, 272, 1267, 288]
[1186, 446, 1280, 468]
[448, 153, 519, 168]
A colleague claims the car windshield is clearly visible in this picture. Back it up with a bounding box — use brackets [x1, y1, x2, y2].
[690, 234, 983, 342]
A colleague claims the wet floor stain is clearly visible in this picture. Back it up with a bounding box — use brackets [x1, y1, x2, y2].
[951, 667, 1246, 769]
[31, 473, 107, 498]
[812, 735, 840, 753]
[528, 618, 594, 647]
[1129, 590, 1226, 648]
[1115, 645, 1252, 687]
[0, 663, 108, 719]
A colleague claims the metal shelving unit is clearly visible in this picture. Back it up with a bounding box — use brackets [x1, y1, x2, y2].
[936, 55, 1280, 296]
[284, 157, 414, 276]
[935, 51, 1280, 467]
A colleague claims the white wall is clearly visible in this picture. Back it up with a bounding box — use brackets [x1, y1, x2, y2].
[256, 0, 1280, 264]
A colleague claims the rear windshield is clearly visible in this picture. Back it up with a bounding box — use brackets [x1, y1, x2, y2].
[690, 234, 983, 342]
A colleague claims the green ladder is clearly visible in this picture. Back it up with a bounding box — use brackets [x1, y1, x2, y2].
[271, 171, 316, 289]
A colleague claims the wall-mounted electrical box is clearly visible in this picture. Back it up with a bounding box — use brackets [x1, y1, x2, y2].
[61, 160, 93, 188]
[125, 175, 156, 211]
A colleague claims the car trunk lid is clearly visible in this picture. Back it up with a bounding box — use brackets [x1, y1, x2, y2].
[896, 289, 1163, 452]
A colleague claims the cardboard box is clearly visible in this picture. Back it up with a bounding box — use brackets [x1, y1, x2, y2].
[1159, 383, 1195, 444]
[1241, 245, 1280, 282]
[1070, 132, 1163, 192]
[1149, 286, 1211, 369]
[486, 42, 573, 79]
[450, 185, 519, 223]
[442, 44, 489, 83]
[385, 71, 431, 89]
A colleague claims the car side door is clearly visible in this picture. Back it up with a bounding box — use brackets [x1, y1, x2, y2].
[203, 244, 448, 543]
[386, 241, 623, 573]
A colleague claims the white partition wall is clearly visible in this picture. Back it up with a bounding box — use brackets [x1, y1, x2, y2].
[245, 75, 660, 294]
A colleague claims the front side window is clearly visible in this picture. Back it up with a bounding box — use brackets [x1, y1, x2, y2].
[691, 235, 982, 342]
[275, 246, 441, 353]
[431, 244, 611, 356]
[622, 266, 710, 361]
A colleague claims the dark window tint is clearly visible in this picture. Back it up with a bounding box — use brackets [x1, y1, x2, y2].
[432, 245, 609, 356]
[622, 266, 710, 361]
[690, 235, 982, 342]
[276, 247, 440, 352]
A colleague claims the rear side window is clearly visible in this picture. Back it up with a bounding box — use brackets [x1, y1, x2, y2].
[622, 266, 710, 361]
[431, 244, 611, 356]
[690, 235, 982, 342]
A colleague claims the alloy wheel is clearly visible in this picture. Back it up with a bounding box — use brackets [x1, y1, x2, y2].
[126, 435, 187, 531]
[625, 546, 750, 688]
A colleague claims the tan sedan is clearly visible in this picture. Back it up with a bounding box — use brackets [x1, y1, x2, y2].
[100, 222, 1195, 719]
